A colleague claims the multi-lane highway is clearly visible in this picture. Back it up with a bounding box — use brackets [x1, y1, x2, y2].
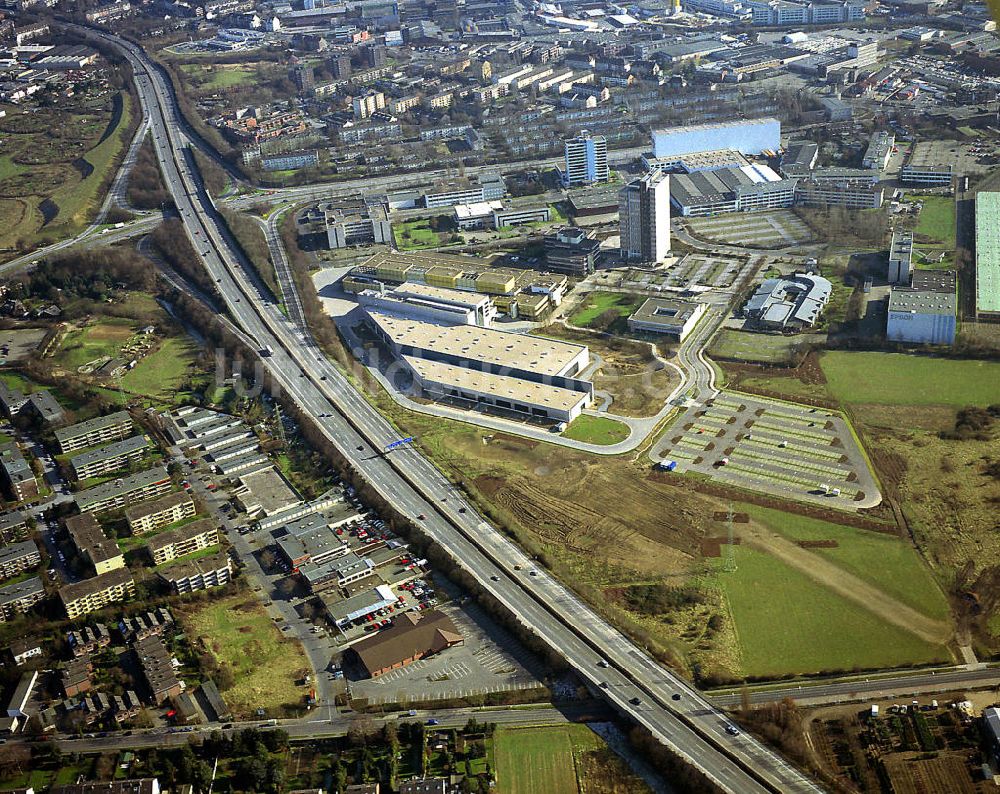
[66, 24, 824, 794]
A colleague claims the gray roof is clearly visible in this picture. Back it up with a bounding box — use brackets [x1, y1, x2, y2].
[888, 289, 957, 316]
[746, 273, 832, 327]
[0, 575, 44, 607]
[55, 411, 131, 444]
[69, 435, 149, 470]
[0, 539, 39, 566]
[74, 466, 171, 511]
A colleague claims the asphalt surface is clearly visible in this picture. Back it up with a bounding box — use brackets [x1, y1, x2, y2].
[65, 24, 825, 794]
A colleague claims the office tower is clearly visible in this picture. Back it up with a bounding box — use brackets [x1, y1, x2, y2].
[619, 172, 671, 264]
[563, 133, 609, 187]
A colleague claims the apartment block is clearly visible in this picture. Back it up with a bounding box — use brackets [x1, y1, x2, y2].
[65, 513, 124, 575]
[125, 492, 196, 535]
[0, 576, 44, 621]
[59, 567, 136, 620]
[133, 635, 182, 703]
[0, 443, 37, 501]
[146, 518, 220, 566]
[68, 435, 150, 481]
[74, 466, 172, 514]
[158, 552, 233, 594]
[55, 411, 133, 454]
[0, 540, 40, 581]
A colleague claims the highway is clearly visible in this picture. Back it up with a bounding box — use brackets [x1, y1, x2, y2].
[67, 24, 824, 794]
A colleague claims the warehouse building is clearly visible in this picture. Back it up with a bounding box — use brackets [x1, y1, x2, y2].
[299, 551, 375, 593]
[0, 576, 44, 621]
[887, 270, 958, 345]
[349, 610, 463, 678]
[59, 568, 136, 619]
[146, 519, 220, 566]
[652, 118, 780, 159]
[0, 540, 39, 581]
[158, 552, 232, 594]
[66, 513, 125, 576]
[324, 583, 398, 628]
[54, 411, 132, 454]
[125, 492, 196, 535]
[0, 443, 37, 502]
[356, 283, 497, 327]
[888, 229, 913, 284]
[74, 466, 172, 514]
[627, 298, 709, 341]
[975, 191, 1000, 321]
[68, 435, 149, 481]
[744, 273, 832, 330]
[670, 165, 798, 217]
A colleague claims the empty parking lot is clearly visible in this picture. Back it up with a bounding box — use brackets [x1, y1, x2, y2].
[685, 211, 814, 248]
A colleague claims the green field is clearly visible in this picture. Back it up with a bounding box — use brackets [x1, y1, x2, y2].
[714, 547, 950, 677]
[740, 504, 950, 620]
[820, 352, 1000, 407]
[395, 219, 444, 250]
[494, 726, 591, 794]
[122, 336, 198, 397]
[561, 414, 630, 445]
[709, 329, 814, 365]
[568, 292, 644, 332]
[182, 593, 308, 718]
[180, 64, 259, 90]
[912, 195, 955, 247]
[55, 320, 136, 370]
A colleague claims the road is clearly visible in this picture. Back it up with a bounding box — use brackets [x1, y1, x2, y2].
[67, 24, 824, 794]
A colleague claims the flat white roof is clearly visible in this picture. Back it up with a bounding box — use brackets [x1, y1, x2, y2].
[390, 282, 491, 310]
[367, 310, 586, 377]
[405, 356, 589, 412]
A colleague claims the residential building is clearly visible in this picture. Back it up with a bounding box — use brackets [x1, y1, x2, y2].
[349, 610, 463, 678]
[398, 781, 446, 794]
[627, 299, 707, 341]
[61, 657, 93, 697]
[67, 623, 111, 656]
[975, 192, 1000, 321]
[887, 270, 958, 345]
[352, 91, 386, 119]
[133, 636, 182, 703]
[563, 134, 609, 187]
[158, 552, 232, 594]
[54, 411, 132, 454]
[261, 151, 319, 172]
[652, 118, 780, 159]
[794, 178, 885, 209]
[0, 540, 40, 581]
[125, 492, 196, 535]
[119, 608, 174, 643]
[862, 130, 895, 171]
[900, 164, 954, 186]
[543, 227, 601, 276]
[65, 513, 124, 575]
[619, 172, 671, 264]
[6, 669, 37, 718]
[59, 568, 136, 620]
[0, 443, 37, 501]
[888, 229, 913, 284]
[0, 383, 27, 417]
[291, 64, 314, 95]
[0, 576, 44, 621]
[50, 779, 161, 794]
[0, 511, 27, 543]
[74, 466, 172, 514]
[68, 435, 149, 481]
[7, 637, 42, 666]
[744, 273, 832, 331]
[146, 519, 220, 566]
[24, 391, 64, 425]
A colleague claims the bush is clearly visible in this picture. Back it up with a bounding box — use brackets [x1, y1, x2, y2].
[623, 583, 704, 616]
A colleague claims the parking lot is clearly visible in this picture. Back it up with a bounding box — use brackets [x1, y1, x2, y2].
[684, 211, 813, 249]
[595, 253, 755, 297]
[652, 391, 880, 509]
[908, 139, 998, 178]
[346, 596, 545, 706]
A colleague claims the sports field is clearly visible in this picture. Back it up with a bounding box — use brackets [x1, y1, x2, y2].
[181, 593, 309, 718]
[820, 352, 1000, 406]
[561, 414, 630, 445]
[713, 547, 950, 677]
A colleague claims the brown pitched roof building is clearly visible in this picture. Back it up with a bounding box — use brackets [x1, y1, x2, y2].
[349, 610, 462, 679]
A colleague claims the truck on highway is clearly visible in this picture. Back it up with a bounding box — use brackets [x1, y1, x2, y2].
[260, 345, 274, 357]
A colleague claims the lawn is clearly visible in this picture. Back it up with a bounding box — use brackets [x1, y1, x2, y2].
[494, 726, 583, 794]
[568, 292, 644, 332]
[395, 219, 444, 250]
[740, 504, 950, 620]
[181, 593, 309, 718]
[820, 352, 1000, 407]
[709, 329, 817, 365]
[122, 337, 198, 397]
[913, 195, 955, 247]
[55, 320, 135, 370]
[561, 414, 630, 445]
[181, 64, 258, 91]
[713, 546, 951, 677]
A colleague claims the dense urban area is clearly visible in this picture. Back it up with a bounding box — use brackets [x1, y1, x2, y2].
[0, 0, 996, 791]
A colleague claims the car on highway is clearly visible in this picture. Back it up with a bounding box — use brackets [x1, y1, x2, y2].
[725, 724, 740, 736]
[426, 719, 439, 726]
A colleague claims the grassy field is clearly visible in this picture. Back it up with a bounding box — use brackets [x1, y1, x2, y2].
[180, 63, 259, 90]
[820, 352, 1000, 406]
[568, 292, 644, 333]
[709, 329, 820, 365]
[55, 320, 135, 370]
[713, 547, 950, 677]
[913, 195, 955, 247]
[395, 219, 445, 250]
[740, 504, 950, 620]
[561, 414, 630, 445]
[122, 337, 198, 397]
[181, 593, 309, 718]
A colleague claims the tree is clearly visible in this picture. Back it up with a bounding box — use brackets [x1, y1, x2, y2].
[215, 663, 236, 691]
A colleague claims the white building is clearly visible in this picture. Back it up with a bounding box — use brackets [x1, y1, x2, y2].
[627, 298, 707, 341]
[356, 283, 497, 327]
[653, 118, 780, 160]
[352, 91, 386, 119]
[619, 172, 671, 264]
[887, 229, 913, 285]
[563, 133, 609, 187]
[886, 270, 957, 345]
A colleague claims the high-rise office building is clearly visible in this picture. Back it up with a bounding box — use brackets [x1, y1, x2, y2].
[563, 134, 609, 187]
[619, 172, 671, 264]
